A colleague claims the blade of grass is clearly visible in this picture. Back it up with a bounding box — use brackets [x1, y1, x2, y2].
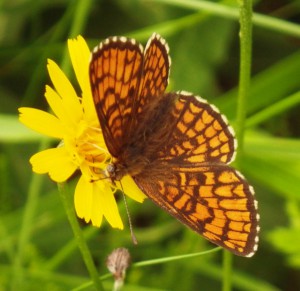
[246, 91, 300, 128]
[11, 139, 49, 290]
[133, 247, 222, 267]
[21, 2, 76, 106]
[245, 134, 300, 162]
[72, 248, 222, 291]
[243, 154, 300, 200]
[194, 261, 281, 291]
[218, 50, 300, 119]
[44, 226, 98, 271]
[0, 114, 50, 143]
[148, 0, 300, 37]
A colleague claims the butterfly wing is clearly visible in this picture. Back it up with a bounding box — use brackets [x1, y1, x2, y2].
[142, 91, 237, 165]
[89, 37, 143, 157]
[138, 33, 170, 105]
[89, 33, 170, 158]
[133, 92, 259, 256]
[134, 164, 259, 257]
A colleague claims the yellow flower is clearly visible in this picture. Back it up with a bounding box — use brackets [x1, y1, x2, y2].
[19, 36, 146, 229]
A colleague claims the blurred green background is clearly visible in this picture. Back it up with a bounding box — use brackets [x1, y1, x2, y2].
[1, 0, 300, 290]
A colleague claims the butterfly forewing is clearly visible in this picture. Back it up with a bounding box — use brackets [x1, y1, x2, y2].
[90, 37, 144, 157]
[138, 33, 170, 104]
[120, 33, 170, 137]
[90, 33, 170, 157]
[155, 92, 236, 165]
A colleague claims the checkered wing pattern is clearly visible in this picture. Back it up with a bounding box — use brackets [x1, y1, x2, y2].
[90, 33, 169, 157]
[90, 34, 259, 257]
[135, 164, 258, 257]
[133, 92, 259, 256]
[157, 92, 236, 164]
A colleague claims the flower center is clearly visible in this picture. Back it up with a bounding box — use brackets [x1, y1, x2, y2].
[65, 119, 110, 180]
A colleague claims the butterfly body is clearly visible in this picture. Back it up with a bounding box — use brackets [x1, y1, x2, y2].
[107, 92, 175, 180]
[90, 33, 260, 257]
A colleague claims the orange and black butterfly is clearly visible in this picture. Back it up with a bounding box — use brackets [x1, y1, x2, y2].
[89, 33, 260, 257]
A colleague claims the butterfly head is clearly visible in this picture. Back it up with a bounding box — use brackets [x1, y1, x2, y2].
[106, 163, 125, 184]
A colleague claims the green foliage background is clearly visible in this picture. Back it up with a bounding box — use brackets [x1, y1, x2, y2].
[1, 0, 300, 290]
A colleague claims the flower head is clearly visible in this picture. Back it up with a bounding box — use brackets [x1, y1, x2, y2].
[19, 36, 146, 229]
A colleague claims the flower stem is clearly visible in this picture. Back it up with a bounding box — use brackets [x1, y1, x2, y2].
[58, 182, 104, 291]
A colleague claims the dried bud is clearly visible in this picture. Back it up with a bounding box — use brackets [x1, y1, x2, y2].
[106, 248, 131, 290]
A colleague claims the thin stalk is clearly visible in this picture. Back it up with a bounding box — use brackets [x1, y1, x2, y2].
[222, 250, 233, 291]
[236, 0, 253, 158]
[223, 1, 253, 291]
[11, 139, 49, 290]
[60, 0, 94, 72]
[58, 183, 104, 291]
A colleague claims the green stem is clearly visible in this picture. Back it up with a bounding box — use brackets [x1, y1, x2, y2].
[60, 0, 94, 72]
[58, 183, 104, 291]
[236, 0, 253, 159]
[11, 139, 49, 290]
[223, 1, 253, 291]
[222, 250, 233, 291]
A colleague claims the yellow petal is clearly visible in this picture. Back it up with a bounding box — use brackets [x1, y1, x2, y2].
[90, 182, 104, 227]
[75, 177, 121, 228]
[18, 107, 64, 139]
[30, 147, 77, 182]
[94, 181, 124, 229]
[45, 85, 73, 127]
[47, 59, 82, 123]
[68, 36, 90, 97]
[68, 36, 98, 123]
[121, 175, 147, 203]
[75, 176, 99, 224]
[82, 90, 98, 124]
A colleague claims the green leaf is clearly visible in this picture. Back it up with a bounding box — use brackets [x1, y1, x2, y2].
[0, 114, 43, 143]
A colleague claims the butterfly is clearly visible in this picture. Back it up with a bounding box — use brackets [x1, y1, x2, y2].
[89, 33, 259, 257]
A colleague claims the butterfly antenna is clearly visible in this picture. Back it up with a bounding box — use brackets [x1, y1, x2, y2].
[119, 181, 138, 245]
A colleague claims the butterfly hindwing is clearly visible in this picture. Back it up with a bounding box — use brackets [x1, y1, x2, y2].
[134, 164, 259, 257]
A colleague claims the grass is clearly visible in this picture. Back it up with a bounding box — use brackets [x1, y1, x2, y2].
[1, 0, 300, 290]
